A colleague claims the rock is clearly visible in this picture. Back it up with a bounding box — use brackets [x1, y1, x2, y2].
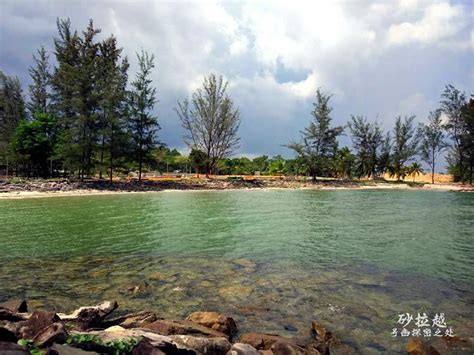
[227, 343, 258, 355]
[49, 343, 101, 354]
[0, 309, 28, 322]
[170, 335, 231, 355]
[431, 336, 474, 354]
[0, 325, 17, 342]
[186, 312, 237, 337]
[32, 322, 67, 348]
[233, 259, 257, 270]
[102, 311, 158, 329]
[148, 272, 166, 281]
[127, 281, 152, 295]
[406, 339, 440, 355]
[310, 320, 334, 344]
[270, 340, 306, 355]
[283, 325, 298, 332]
[0, 300, 28, 313]
[20, 311, 60, 339]
[73, 326, 195, 354]
[58, 301, 118, 330]
[0, 341, 29, 354]
[219, 285, 254, 299]
[239, 333, 295, 351]
[143, 319, 228, 338]
[132, 338, 165, 355]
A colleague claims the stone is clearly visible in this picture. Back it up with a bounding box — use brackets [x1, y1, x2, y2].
[270, 340, 306, 355]
[102, 311, 158, 329]
[310, 320, 334, 344]
[0, 309, 28, 322]
[0, 300, 28, 313]
[148, 272, 166, 281]
[73, 326, 195, 354]
[284, 325, 298, 332]
[49, 343, 101, 354]
[227, 343, 258, 355]
[406, 339, 440, 355]
[0, 325, 17, 342]
[170, 335, 231, 355]
[219, 286, 253, 299]
[127, 282, 152, 295]
[239, 333, 295, 351]
[431, 336, 474, 354]
[143, 319, 228, 338]
[20, 311, 61, 339]
[186, 311, 237, 337]
[33, 322, 67, 348]
[132, 338, 165, 355]
[58, 301, 118, 330]
[0, 341, 29, 354]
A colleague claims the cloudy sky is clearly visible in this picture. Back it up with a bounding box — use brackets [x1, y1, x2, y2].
[1, 0, 473, 165]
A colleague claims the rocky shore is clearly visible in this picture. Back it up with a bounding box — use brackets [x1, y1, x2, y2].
[1, 299, 472, 354]
[0, 178, 471, 198]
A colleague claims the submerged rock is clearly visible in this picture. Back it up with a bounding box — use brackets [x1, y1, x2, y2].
[186, 311, 237, 337]
[406, 338, 439, 355]
[219, 285, 253, 299]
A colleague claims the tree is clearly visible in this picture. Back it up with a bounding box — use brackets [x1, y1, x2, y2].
[461, 97, 474, 184]
[13, 113, 58, 177]
[97, 35, 129, 182]
[332, 147, 355, 179]
[440, 85, 467, 182]
[268, 155, 286, 176]
[0, 71, 25, 177]
[252, 155, 269, 174]
[408, 162, 423, 182]
[348, 116, 387, 178]
[128, 50, 159, 181]
[28, 46, 51, 116]
[176, 73, 241, 176]
[189, 149, 208, 175]
[287, 89, 343, 180]
[418, 110, 448, 184]
[391, 115, 418, 181]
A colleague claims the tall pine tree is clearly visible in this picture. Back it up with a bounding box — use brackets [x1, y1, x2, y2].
[28, 46, 51, 116]
[128, 50, 159, 181]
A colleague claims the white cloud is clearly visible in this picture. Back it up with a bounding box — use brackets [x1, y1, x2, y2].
[387, 2, 466, 46]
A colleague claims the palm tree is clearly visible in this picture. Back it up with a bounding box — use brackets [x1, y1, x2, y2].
[408, 162, 423, 182]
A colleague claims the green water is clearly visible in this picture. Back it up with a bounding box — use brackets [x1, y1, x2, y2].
[1, 189, 473, 353]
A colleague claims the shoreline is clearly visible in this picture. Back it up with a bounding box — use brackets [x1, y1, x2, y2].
[0, 179, 472, 199]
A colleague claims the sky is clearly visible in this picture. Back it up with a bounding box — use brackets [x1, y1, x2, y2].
[1, 0, 473, 168]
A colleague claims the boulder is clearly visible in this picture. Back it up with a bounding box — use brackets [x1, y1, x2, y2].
[32, 322, 67, 348]
[71, 326, 195, 354]
[186, 312, 237, 337]
[49, 343, 101, 354]
[170, 335, 232, 355]
[0, 300, 28, 313]
[0, 341, 29, 354]
[270, 341, 306, 355]
[310, 320, 333, 344]
[0, 309, 28, 322]
[239, 333, 295, 351]
[58, 301, 118, 330]
[19, 311, 61, 339]
[227, 343, 259, 355]
[143, 319, 228, 338]
[0, 326, 17, 343]
[131, 338, 165, 355]
[102, 311, 158, 329]
[406, 339, 440, 355]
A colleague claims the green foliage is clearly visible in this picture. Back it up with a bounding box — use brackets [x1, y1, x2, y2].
[129, 50, 159, 181]
[67, 334, 141, 355]
[286, 89, 343, 179]
[391, 115, 418, 180]
[17, 339, 41, 354]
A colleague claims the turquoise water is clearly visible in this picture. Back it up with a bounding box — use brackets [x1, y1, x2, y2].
[0, 190, 473, 352]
